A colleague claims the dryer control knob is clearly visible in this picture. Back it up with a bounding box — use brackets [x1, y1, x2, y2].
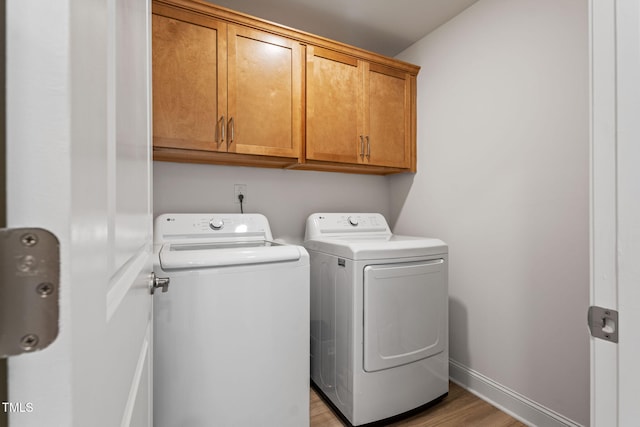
[348, 216, 359, 226]
[209, 218, 224, 230]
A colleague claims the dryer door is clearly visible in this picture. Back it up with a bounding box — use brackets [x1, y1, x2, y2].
[363, 259, 446, 372]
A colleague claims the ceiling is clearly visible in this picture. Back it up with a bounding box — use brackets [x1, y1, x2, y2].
[205, 0, 479, 57]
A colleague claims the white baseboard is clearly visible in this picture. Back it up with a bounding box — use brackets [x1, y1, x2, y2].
[449, 359, 583, 427]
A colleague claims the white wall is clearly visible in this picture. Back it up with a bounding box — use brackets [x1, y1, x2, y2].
[153, 161, 390, 243]
[390, 0, 589, 425]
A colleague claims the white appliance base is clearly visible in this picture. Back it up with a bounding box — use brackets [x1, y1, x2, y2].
[312, 378, 448, 427]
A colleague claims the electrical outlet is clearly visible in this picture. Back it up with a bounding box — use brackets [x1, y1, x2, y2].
[234, 184, 247, 204]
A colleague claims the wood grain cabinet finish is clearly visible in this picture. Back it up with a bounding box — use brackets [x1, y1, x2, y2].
[152, 2, 302, 163]
[227, 26, 302, 158]
[307, 47, 414, 169]
[152, 10, 225, 152]
[152, 0, 418, 174]
[306, 46, 363, 165]
[365, 64, 413, 168]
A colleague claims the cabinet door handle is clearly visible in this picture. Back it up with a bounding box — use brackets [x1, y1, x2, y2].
[359, 135, 365, 159]
[217, 115, 225, 145]
[366, 136, 371, 160]
[229, 117, 235, 144]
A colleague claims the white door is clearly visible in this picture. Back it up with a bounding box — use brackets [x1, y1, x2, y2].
[590, 0, 640, 425]
[5, 0, 154, 426]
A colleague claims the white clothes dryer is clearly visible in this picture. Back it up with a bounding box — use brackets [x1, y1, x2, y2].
[153, 213, 309, 427]
[304, 213, 448, 426]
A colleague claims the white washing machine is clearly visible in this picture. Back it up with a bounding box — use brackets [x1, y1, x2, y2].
[153, 213, 309, 427]
[304, 213, 448, 426]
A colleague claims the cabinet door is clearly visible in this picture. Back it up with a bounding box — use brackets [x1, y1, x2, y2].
[306, 46, 364, 164]
[152, 7, 227, 151]
[227, 25, 302, 158]
[365, 64, 413, 168]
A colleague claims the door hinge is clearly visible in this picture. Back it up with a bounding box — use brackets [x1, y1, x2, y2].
[1, 228, 60, 357]
[588, 306, 618, 343]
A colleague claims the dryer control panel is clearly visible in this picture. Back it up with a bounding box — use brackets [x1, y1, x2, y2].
[305, 213, 390, 239]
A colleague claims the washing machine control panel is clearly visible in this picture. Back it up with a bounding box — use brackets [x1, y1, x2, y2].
[155, 213, 274, 243]
[209, 218, 224, 230]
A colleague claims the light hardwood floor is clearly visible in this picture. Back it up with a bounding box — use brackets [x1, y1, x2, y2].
[310, 382, 526, 427]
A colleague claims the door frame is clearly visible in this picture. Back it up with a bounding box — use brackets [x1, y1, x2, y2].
[1, 0, 7, 424]
[589, 0, 618, 422]
[590, 0, 640, 424]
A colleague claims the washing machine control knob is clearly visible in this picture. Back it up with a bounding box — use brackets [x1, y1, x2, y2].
[348, 216, 359, 226]
[209, 218, 224, 230]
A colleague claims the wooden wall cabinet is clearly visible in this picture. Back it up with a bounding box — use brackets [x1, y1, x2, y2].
[226, 26, 302, 158]
[152, 3, 302, 166]
[366, 64, 414, 169]
[306, 46, 414, 170]
[305, 47, 362, 165]
[152, 9, 225, 152]
[152, 0, 419, 174]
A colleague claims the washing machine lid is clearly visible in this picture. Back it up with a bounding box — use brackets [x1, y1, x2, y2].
[154, 213, 302, 269]
[159, 241, 302, 269]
